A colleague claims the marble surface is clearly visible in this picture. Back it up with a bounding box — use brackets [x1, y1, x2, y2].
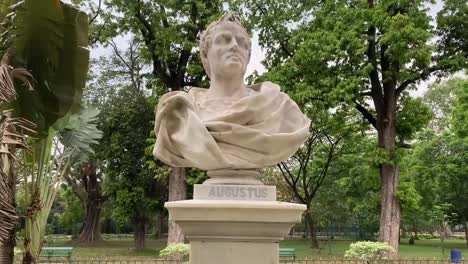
[153, 14, 310, 173]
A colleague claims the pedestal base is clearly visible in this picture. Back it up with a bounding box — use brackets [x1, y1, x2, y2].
[190, 241, 278, 264]
[165, 199, 306, 264]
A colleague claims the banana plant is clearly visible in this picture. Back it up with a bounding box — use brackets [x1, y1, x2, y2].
[0, 0, 89, 262]
[2, 0, 89, 135]
[23, 108, 102, 262]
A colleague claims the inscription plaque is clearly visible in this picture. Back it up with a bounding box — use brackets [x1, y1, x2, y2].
[194, 184, 276, 201]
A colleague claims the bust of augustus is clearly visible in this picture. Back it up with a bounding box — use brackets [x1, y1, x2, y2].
[153, 14, 310, 184]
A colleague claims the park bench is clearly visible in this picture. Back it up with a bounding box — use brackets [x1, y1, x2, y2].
[40, 247, 73, 260]
[279, 248, 296, 260]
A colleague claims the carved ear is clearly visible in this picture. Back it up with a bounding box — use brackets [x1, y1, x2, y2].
[203, 56, 211, 79]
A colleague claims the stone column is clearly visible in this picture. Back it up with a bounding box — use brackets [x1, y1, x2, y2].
[165, 170, 306, 264]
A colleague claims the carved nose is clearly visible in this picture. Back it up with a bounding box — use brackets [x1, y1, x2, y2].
[228, 39, 239, 51]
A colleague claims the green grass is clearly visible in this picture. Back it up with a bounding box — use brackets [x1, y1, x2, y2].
[46, 239, 166, 257]
[279, 238, 468, 259]
[42, 237, 468, 259]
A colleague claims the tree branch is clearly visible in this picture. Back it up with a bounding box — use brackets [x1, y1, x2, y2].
[353, 99, 377, 129]
[135, 0, 171, 86]
[89, 0, 102, 25]
[278, 163, 306, 204]
[108, 39, 140, 92]
[359, 91, 373, 97]
[159, 5, 170, 28]
[176, 2, 200, 89]
[397, 139, 413, 149]
[90, 21, 107, 45]
[396, 64, 453, 97]
[367, 0, 385, 115]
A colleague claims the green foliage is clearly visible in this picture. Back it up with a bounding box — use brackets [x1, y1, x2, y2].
[423, 78, 460, 133]
[2, 0, 89, 136]
[452, 79, 468, 139]
[99, 88, 159, 227]
[332, 137, 381, 236]
[56, 108, 103, 160]
[344, 241, 395, 262]
[58, 186, 85, 235]
[22, 106, 102, 259]
[94, 0, 224, 91]
[159, 243, 190, 260]
[396, 96, 432, 141]
[435, 0, 468, 69]
[236, 0, 466, 252]
[400, 79, 468, 244]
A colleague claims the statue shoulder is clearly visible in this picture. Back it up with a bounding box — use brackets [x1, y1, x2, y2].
[249, 81, 281, 93]
[158, 90, 186, 103]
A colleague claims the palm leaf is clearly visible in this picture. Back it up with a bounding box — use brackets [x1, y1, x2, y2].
[0, 63, 32, 104]
[0, 0, 15, 18]
[0, 110, 34, 243]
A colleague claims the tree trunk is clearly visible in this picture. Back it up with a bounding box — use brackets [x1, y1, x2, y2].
[167, 167, 186, 244]
[377, 94, 400, 258]
[305, 210, 319, 248]
[0, 243, 14, 264]
[0, 140, 17, 264]
[22, 239, 35, 264]
[412, 223, 419, 240]
[77, 200, 102, 244]
[76, 161, 103, 245]
[463, 221, 468, 246]
[134, 216, 147, 249]
[153, 211, 163, 239]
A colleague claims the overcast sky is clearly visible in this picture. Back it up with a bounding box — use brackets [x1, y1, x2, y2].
[87, 1, 449, 96]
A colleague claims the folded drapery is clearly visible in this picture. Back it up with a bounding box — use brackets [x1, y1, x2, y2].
[153, 81, 310, 171]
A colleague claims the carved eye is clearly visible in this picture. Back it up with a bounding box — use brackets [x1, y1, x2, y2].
[215, 33, 232, 45]
[237, 37, 249, 49]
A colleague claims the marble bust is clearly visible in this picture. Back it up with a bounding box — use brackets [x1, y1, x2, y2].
[153, 14, 310, 183]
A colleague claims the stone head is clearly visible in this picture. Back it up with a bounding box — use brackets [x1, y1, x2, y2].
[200, 14, 252, 80]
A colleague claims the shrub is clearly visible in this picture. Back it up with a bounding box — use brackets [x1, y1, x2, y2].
[344, 241, 395, 263]
[159, 243, 190, 261]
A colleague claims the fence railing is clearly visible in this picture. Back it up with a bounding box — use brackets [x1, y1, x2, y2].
[13, 258, 466, 264]
[280, 260, 466, 264]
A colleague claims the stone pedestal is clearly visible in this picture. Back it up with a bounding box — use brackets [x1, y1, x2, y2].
[165, 182, 306, 264]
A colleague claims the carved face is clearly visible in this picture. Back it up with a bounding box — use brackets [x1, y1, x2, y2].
[206, 22, 250, 79]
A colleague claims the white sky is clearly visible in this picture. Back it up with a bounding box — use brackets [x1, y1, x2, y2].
[87, 0, 451, 96]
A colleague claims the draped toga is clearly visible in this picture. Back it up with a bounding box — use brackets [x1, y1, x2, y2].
[153, 81, 310, 171]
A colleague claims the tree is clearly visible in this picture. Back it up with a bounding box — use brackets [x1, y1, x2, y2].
[447, 79, 468, 245]
[66, 37, 151, 246]
[97, 0, 224, 243]
[60, 108, 106, 246]
[325, 135, 382, 241]
[235, 0, 466, 255]
[98, 88, 157, 249]
[276, 106, 359, 248]
[423, 78, 461, 133]
[403, 79, 468, 245]
[64, 160, 106, 245]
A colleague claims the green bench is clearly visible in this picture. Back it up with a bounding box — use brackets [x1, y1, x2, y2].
[40, 247, 73, 260]
[279, 248, 296, 260]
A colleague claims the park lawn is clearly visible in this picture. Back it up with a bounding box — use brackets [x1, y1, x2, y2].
[280, 239, 468, 260]
[45, 238, 468, 259]
[46, 239, 165, 257]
